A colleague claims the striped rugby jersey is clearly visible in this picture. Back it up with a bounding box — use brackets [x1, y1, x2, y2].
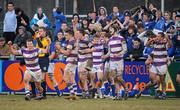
[152, 41, 168, 66]
[108, 35, 125, 61]
[78, 37, 93, 62]
[18, 48, 42, 73]
[92, 41, 104, 66]
[66, 39, 78, 64]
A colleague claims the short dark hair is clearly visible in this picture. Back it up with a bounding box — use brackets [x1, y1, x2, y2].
[77, 29, 85, 36]
[137, 23, 144, 29]
[26, 38, 33, 43]
[66, 29, 74, 36]
[158, 32, 165, 37]
[73, 13, 80, 21]
[94, 33, 101, 38]
[7, 2, 14, 6]
[38, 27, 46, 32]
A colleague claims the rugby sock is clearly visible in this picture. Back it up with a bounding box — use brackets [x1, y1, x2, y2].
[30, 82, 36, 95]
[154, 83, 159, 93]
[104, 81, 110, 95]
[72, 83, 78, 95]
[111, 85, 116, 97]
[25, 88, 30, 96]
[41, 81, 46, 97]
[69, 84, 74, 95]
[54, 85, 61, 96]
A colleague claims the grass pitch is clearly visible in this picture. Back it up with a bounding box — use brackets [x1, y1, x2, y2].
[0, 95, 180, 110]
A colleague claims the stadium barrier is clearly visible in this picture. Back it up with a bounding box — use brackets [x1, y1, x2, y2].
[0, 56, 179, 97]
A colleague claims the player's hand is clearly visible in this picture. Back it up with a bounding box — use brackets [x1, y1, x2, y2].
[21, 18, 27, 26]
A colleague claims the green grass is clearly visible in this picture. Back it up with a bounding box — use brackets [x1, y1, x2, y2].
[0, 95, 180, 110]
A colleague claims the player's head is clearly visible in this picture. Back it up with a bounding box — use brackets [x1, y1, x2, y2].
[156, 32, 165, 42]
[65, 29, 74, 40]
[157, 32, 165, 38]
[77, 29, 85, 40]
[93, 33, 101, 44]
[26, 38, 34, 50]
[146, 30, 156, 38]
[109, 25, 118, 35]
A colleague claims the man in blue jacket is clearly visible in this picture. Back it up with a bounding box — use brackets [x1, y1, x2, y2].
[53, 7, 67, 41]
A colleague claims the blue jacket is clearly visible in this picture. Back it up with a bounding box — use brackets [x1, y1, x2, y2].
[143, 21, 155, 30]
[164, 20, 175, 32]
[153, 17, 166, 31]
[125, 33, 138, 52]
[108, 13, 124, 23]
[53, 11, 67, 36]
[143, 47, 153, 57]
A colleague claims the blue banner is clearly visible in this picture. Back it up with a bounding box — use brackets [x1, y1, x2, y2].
[1, 60, 150, 95]
[124, 61, 150, 94]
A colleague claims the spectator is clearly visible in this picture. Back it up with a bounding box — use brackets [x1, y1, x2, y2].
[60, 22, 68, 36]
[97, 6, 107, 27]
[0, 37, 11, 56]
[89, 11, 98, 24]
[148, 3, 157, 21]
[153, 10, 166, 34]
[125, 25, 138, 53]
[13, 26, 32, 48]
[81, 18, 89, 32]
[129, 38, 144, 61]
[15, 8, 32, 34]
[55, 31, 67, 62]
[30, 7, 51, 29]
[164, 11, 174, 32]
[123, 11, 131, 29]
[3, 2, 17, 43]
[108, 6, 124, 23]
[71, 13, 81, 32]
[172, 11, 177, 22]
[53, 7, 67, 40]
[175, 13, 180, 34]
[142, 12, 155, 30]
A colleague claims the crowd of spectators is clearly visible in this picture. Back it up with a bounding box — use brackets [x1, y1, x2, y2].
[0, 2, 180, 61]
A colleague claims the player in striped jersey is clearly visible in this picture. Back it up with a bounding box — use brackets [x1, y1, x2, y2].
[90, 33, 104, 98]
[102, 25, 128, 100]
[76, 29, 94, 98]
[137, 32, 172, 99]
[55, 29, 79, 100]
[8, 38, 50, 101]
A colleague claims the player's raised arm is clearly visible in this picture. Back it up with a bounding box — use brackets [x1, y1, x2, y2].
[8, 41, 21, 55]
